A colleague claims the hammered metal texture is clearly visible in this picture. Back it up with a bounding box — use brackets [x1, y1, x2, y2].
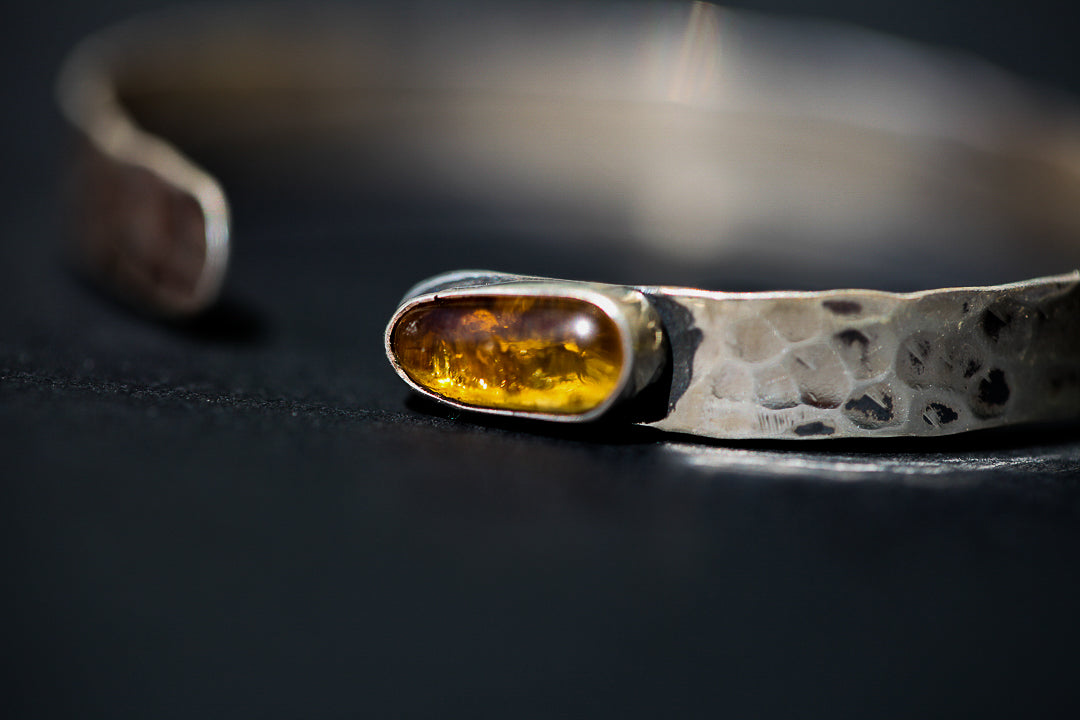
[647, 273, 1080, 439]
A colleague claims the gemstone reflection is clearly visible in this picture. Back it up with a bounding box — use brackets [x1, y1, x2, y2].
[390, 295, 624, 414]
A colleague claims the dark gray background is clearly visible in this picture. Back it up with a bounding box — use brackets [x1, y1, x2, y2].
[3, 1, 1080, 717]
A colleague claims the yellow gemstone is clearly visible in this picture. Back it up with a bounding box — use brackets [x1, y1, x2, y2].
[390, 295, 624, 414]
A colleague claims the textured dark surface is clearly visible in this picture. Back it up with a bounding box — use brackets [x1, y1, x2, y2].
[3, 1, 1080, 718]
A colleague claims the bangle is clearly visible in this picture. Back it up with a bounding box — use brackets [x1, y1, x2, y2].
[57, 3, 1080, 439]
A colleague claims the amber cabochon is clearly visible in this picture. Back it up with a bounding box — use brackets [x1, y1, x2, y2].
[389, 295, 626, 415]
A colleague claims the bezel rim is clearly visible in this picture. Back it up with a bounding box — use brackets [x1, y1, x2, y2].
[384, 280, 640, 423]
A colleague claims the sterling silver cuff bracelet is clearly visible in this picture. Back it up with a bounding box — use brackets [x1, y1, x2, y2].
[58, 2, 1080, 439]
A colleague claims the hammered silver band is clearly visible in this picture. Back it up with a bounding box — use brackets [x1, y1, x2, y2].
[647, 273, 1080, 439]
[58, 3, 1080, 439]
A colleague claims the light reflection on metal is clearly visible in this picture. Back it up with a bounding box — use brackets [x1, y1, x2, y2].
[664, 443, 1070, 483]
[668, 1, 722, 104]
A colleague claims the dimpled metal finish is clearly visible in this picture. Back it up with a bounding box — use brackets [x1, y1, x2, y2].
[646, 272, 1080, 439]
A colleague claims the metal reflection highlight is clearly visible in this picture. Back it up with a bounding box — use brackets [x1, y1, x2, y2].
[668, 1, 722, 104]
[664, 442, 1076, 483]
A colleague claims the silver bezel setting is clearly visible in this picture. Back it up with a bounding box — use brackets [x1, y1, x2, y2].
[384, 272, 663, 423]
